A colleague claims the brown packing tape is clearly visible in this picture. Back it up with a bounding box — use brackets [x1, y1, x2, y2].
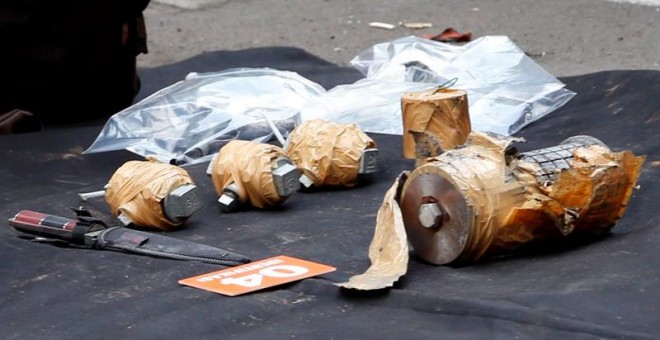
[337, 173, 409, 290]
[286, 119, 376, 187]
[105, 160, 195, 230]
[493, 194, 568, 253]
[461, 138, 646, 259]
[401, 88, 470, 160]
[211, 140, 286, 208]
[555, 147, 645, 233]
[506, 146, 647, 243]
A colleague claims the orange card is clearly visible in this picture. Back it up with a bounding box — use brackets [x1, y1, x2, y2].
[179, 255, 336, 296]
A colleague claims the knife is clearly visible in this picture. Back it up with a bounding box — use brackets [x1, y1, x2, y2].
[8, 210, 251, 266]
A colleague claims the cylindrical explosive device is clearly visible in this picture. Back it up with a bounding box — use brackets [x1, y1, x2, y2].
[210, 140, 301, 212]
[401, 87, 470, 162]
[399, 132, 645, 265]
[104, 160, 203, 230]
[285, 119, 378, 191]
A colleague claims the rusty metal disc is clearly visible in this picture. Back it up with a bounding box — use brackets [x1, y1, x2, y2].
[400, 166, 473, 265]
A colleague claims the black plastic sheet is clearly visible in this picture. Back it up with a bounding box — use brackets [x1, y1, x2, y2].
[1, 48, 658, 339]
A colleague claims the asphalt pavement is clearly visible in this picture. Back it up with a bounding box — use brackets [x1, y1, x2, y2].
[138, 0, 659, 77]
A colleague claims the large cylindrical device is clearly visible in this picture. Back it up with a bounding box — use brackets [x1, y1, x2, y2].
[399, 133, 645, 265]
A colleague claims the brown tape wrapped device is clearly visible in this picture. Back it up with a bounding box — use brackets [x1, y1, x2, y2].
[399, 133, 645, 265]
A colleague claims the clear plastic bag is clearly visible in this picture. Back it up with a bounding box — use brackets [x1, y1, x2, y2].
[85, 36, 575, 165]
[346, 35, 576, 135]
[85, 68, 325, 165]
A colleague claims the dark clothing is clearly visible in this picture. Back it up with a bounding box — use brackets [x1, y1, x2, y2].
[0, 0, 150, 132]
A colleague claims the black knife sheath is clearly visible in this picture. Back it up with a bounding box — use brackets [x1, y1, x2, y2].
[95, 227, 251, 266]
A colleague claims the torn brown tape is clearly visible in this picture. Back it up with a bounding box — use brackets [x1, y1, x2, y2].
[401, 88, 470, 160]
[211, 140, 287, 208]
[507, 145, 646, 242]
[286, 119, 376, 187]
[106, 160, 194, 230]
[337, 173, 409, 290]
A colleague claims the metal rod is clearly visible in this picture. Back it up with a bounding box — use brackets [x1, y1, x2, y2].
[78, 190, 106, 202]
[261, 113, 287, 146]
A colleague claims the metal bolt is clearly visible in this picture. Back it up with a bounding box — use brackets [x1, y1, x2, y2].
[162, 184, 203, 223]
[418, 203, 444, 229]
[78, 184, 109, 201]
[218, 183, 240, 213]
[78, 190, 106, 202]
[206, 153, 219, 176]
[358, 148, 379, 175]
[272, 157, 301, 198]
[298, 173, 315, 192]
[117, 213, 133, 227]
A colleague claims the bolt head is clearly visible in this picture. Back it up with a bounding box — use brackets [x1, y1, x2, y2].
[162, 184, 203, 223]
[298, 174, 315, 192]
[272, 159, 301, 197]
[218, 190, 239, 213]
[358, 148, 379, 175]
[117, 213, 133, 226]
[418, 203, 443, 229]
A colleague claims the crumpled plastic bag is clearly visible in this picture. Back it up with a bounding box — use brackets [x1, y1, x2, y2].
[345, 35, 575, 135]
[84, 68, 325, 165]
[84, 36, 575, 165]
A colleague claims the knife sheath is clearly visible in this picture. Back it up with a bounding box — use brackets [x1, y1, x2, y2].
[95, 227, 251, 266]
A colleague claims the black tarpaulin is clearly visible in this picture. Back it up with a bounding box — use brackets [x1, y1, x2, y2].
[1, 48, 658, 339]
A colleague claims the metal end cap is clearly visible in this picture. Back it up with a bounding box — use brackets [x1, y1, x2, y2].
[560, 135, 609, 149]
